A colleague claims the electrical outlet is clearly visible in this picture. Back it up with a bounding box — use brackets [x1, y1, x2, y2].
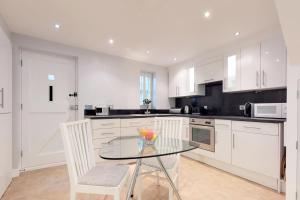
[239, 105, 245, 111]
[203, 106, 208, 109]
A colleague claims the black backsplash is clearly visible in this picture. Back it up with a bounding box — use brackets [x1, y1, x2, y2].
[175, 82, 287, 116]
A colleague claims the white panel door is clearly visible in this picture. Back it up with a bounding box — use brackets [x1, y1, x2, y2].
[21, 49, 77, 169]
[0, 113, 12, 197]
[232, 131, 279, 178]
[240, 44, 261, 90]
[261, 33, 287, 89]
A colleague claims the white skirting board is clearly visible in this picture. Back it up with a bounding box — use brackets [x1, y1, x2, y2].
[182, 152, 285, 193]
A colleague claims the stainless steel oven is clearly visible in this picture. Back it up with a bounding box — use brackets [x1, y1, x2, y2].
[189, 118, 215, 152]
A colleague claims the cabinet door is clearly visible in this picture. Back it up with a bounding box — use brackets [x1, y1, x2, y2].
[177, 68, 187, 97]
[195, 60, 223, 84]
[0, 27, 12, 114]
[240, 44, 261, 90]
[261, 34, 287, 89]
[223, 51, 241, 92]
[0, 113, 12, 197]
[215, 120, 232, 164]
[232, 131, 279, 178]
[168, 68, 177, 97]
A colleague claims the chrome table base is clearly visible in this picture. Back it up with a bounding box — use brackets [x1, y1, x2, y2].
[125, 156, 182, 200]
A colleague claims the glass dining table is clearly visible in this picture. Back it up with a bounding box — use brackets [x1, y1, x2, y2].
[99, 136, 197, 200]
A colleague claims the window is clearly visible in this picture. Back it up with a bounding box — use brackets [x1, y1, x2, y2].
[139, 72, 156, 108]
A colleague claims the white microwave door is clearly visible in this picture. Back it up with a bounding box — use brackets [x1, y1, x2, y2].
[255, 104, 282, 118]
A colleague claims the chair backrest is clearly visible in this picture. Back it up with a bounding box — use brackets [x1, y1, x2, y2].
[153, 117, 183, 153]
[154, 117, 183, 140]
[60, 119, 96, 186]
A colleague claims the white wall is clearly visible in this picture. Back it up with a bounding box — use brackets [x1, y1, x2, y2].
[11, 34, 170, 169]
[274, 1, 300, 199]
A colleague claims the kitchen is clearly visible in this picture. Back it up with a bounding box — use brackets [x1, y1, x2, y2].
[0, 1, 299, 200]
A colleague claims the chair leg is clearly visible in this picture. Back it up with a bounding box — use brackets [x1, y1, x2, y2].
[70, 191, 76, 200]
[137, 175, 143, 200]
[156, 171, 160, 186]
[114, 190, 120, 200]
[168, 185, 174, 200]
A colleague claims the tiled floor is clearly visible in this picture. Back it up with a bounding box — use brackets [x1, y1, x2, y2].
[2, 157, 285, 200]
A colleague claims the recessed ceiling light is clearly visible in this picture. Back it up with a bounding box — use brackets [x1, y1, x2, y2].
[173, 57, 177, 61]
[276, 58, 280, 62]
[146, 50, 150, 54]
[204, 11, 211, 18]
[54, 23, 61, 29]
[234, 32, 240, 36]
[109, 39, 114, 44]
[265, 51, 269, 55]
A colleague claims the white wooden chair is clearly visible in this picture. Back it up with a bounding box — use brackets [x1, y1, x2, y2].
[60, 119, 130, 200]
[138, 117, 183, 200]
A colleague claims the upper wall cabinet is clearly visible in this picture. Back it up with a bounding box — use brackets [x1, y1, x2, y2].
[240, 44, 261, 90]
[169, 65, 205, 98]
[223, 51, 241, 92]
[195, 60, 223, 85]
[224, 33, 287, 92]
[260, 34, 287, 89]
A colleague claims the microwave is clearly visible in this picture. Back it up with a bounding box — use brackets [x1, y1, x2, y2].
[254, 103, 286, 119]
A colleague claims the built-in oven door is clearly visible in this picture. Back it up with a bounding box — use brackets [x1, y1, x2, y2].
[189, 124, 215, 152]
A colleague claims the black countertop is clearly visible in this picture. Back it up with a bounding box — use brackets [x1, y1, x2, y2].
[85, 114, 286, 123]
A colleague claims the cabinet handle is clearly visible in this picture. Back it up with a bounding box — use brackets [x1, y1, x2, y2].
[262, 70, 266, 86]
[244, 126, 261, 130]
[101, 132, 114, 135]
[256, 71, 259, 87]
[101, 123, 114, 126]
[232, 133, 235, 149]
[0, 88, 4, 108]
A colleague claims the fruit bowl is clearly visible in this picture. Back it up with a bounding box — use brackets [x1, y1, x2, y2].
[138, 128, 158, 146]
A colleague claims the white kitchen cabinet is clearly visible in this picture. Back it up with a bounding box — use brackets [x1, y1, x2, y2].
[223, 50, 241, 92]
[91, 119, 121, 163]
[261, 34, 287, 89]
[0, 26, 12, 114]
[240, 44, 261, 90]
[168, 67, 187, 97]
[0, 113, 12, 197]
[231, 121, 280, 178]
[169, 66, 205, 98]
[214, 120, 232, 164]
[195, 60, 223, 84]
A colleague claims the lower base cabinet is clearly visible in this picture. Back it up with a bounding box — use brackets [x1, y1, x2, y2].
[232, 131, 279, 178]
[214, 120, 232, 164]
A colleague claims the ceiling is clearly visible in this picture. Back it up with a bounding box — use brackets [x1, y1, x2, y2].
[0, 0, 280, 66]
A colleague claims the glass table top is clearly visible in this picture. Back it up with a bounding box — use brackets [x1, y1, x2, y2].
[98, 136, 197, 160]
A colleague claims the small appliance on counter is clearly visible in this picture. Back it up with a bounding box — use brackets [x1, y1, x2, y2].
[183, 105, 192, 114]
[95, 105, 110, 116]
[254, 103, 286, 118]
[243, 102, 254, 117]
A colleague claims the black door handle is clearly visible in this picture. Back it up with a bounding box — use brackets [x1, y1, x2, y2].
[69, 92, 78, 97]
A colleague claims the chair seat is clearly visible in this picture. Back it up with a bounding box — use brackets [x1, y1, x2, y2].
[78, 164, 129, 187]
[142, 156, 177, 170]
